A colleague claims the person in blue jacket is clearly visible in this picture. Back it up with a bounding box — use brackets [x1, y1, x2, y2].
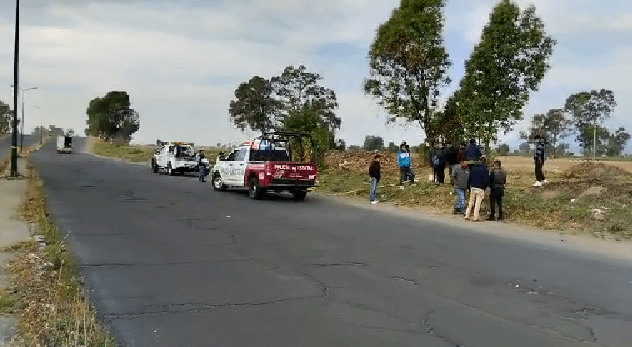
[465, 138, 482, 161]
[397, 142, 411, 186]
[464, 160, 490, 222]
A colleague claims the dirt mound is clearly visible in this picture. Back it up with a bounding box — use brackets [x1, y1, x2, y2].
[325, 150, 426, 176]
[562, 162, 631, 180]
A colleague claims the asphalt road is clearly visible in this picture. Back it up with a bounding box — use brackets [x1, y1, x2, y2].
[30, 137, 632, 347]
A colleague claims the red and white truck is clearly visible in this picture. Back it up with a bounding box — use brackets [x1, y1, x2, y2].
[211, 131, 318, 200]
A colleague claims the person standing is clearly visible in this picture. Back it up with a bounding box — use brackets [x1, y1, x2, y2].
[451, 159, 470, 214]
[465, 138, 482, 161]
[436, 143, 446, 184]
[445, 142, 459, 182]
[369, 154, 381, 204]
[397, 143, 411, 187]
[465, 160, 490, 222]
[488, 160, 506, 220]
[405, 145, 416, 184]
[197, 150, 208, 182]
[533, 135, 547, 187]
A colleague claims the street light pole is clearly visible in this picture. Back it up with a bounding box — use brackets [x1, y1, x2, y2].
[18, 87, 37, 152]
[11, 0, 19, 177]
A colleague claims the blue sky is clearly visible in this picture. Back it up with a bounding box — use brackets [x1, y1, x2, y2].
[0, 0, 631, 154]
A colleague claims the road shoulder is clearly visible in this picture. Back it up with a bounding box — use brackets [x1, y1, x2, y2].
[311, 191, 632, 265]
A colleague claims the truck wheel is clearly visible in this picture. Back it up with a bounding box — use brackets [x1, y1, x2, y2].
[167, 163, 174, 176]
[213, 174, 226, 191]
[292, 190, 307, 201]
[152, 160, 158, 174]
[249, 177, 263, 200]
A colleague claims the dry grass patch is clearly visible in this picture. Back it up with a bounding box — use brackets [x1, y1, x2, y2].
[318, 151, 632, 241]
[92, 139, 153, 162]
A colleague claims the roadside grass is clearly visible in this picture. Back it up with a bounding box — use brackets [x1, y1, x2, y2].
[317, 151, 632, 241]
[90, 139, 226, 167]
[92, 139, 154, 162]
[5, 159, 116, 347]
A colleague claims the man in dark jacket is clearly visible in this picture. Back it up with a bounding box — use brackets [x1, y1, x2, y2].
[488, 160, 506, 220]
[450, 159, 470, 214]
[465, 139, 482, 161]
[465, 161, 490, 222]
[533, 135, 547, 186]
[445, 142, 459, 182]
[431, 143, 446, 184]
[369, 154, 381, 204]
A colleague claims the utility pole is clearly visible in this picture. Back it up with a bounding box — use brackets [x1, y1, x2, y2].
[11, 0, 19, 177]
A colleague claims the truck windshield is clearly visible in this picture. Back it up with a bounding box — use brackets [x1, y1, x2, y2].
[175, 146, 193, 158]
[250, 149, 290, 162]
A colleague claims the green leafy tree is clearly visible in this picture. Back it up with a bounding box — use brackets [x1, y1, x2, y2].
[228, 76, 280, 133]
[564, 89, 616, 155]
[454, 0, 556, 154]
[518, 142, 531, 154]
[0, 101, 12, 134]
[387, 141, 399, 152]
[271, 65, 340, 133]
[86, 91, 140, 142]
[520, 108, 572, 156]
[334, 139, 346, 151]
[363, 0, 451, 145]
[363, 135, 384, 151]
[495, 143, 510, 155]
[606, 127, 631, 156]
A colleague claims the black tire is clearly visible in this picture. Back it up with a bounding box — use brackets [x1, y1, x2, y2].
[167, 163, 174, 176]
[152, 160, 158, 174]
[249, 177, 263, 200]
[212, 173, 226, 191]
[293, 190, 307, 201]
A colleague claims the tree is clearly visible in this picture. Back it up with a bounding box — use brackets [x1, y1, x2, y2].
[520, 108, 572, 156]
[271, 65, 340, 133]
[85, 91, 140, 142]
[519, 142, 531, 154]
[564, 89, 616, 156]
[606, 127, 631, 157]
[334, 139, 346, 151]
[0, 101, 13, 134]
[495, 143, 510, 155]
[387, 141, 399, 152]
[363, 135, 384, 151]
[454, 0, 555, 154]
[228, 76, 280, 133]
[363, 0, 451, 146]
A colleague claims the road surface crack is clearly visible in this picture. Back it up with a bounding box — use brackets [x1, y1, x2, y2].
[81, 258, 254, 269]
[102, 296, 322, 320]
[303, 262, 366, 268]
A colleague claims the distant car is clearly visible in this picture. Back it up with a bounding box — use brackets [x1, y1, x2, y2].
[57, 135, 72, 154]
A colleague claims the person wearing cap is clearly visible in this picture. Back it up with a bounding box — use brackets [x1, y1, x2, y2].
[397, 142, 412, 187]
[368, 154, 381, 204]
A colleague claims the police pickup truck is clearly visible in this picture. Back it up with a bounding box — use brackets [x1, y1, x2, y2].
[211, 131, 318, 200]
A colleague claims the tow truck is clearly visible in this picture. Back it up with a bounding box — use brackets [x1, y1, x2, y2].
[211, 131, 318, 200]
[152, 140, 199, 176]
